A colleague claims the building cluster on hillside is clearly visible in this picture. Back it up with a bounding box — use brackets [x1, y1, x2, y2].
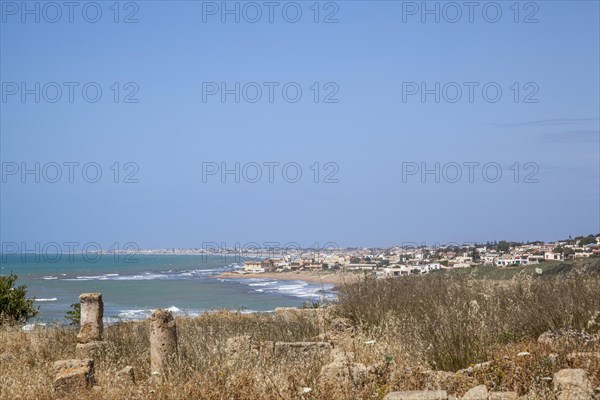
[239, 235, 600, 276]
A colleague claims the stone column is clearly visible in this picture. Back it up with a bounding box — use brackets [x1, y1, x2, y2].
[150, 309, 178, 375]
[76, 293, 104, 357]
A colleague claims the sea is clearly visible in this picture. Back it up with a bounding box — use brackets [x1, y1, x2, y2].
[0, 254, 335, 326]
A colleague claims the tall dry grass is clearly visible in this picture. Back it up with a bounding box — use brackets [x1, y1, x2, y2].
[337, 272, 600, 371]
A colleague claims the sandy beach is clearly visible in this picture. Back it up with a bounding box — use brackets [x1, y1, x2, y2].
[214, 270, 363, 286]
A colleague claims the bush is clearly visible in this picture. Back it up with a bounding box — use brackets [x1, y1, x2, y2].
[65, 302, 81, 326]
[0, 274, 38, 325]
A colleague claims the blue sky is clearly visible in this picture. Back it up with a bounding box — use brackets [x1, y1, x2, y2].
[1, 0, 599, 249]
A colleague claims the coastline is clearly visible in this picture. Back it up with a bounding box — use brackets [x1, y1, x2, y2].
[213, 270, 363, 286]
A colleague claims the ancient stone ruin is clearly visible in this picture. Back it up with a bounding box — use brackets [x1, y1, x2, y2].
[53, 358, 95, 394]
[45, 297, 600, 399]
[75, 293, 104, 357]
[150, 308, 179, 376]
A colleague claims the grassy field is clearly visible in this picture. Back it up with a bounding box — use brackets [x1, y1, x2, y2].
[1, 258, 599, 399]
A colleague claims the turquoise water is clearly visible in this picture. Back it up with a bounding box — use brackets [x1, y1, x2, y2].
[0, 254, 334, 324]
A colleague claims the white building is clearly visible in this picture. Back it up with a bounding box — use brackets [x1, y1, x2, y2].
[379, 265, 411, 277]
[544, 252, 564, 261]
[243, 261, 265, 273]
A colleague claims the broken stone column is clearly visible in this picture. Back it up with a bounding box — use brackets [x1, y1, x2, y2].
[150, 309, 178, 375]
[53, 359, 95, 393]
[76, 293, 103, 343]
[75, 293, 104, 357]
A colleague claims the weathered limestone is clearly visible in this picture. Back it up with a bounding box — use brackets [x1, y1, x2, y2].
[116, 366, 136, 384]
[489, 392, 519, 400]
[54, 359, 94, 373]
[458, 361, 493, 376]
[150, 309, 178, 375]
[319, 349, 367, 391]
[53, 359, 95, 393]
[75, 293, 104, 357]
[224, 336, 333, 368]
[76, 293, 104, 344]
[224, 335, 273, 364]
[420, 369, 473, 391]
[553, 369, 593, 400]
[383, 391, 448, 400]
[462, 385, 488, 400]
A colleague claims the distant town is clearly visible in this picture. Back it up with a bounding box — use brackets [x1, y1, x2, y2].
[131, 234, 600, 278]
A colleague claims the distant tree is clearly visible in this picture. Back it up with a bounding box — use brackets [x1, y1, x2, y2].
[578, 236, 597, 246]
[0, 274, 38, 325]
[497, 241, 511, 253]
[65, 303, 81, 326]
[471, 248, 481, 262]
[563, 248, 576, 257]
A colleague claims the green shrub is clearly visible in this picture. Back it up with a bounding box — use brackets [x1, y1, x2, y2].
[0, 274, 38, 325]
[65, 302, 81, 326]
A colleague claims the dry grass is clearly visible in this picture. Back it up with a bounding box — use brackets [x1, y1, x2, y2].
[0, 311, 329, 400]
[1, 269, 600, 399]
[338, 269, 600, 371]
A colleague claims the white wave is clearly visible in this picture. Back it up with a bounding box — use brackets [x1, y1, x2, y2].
[22, 323, 46, 331]
[35, 298, 58, 302]
[103, 316, 124, 324]
[239, 309, 260, 314]
[248, 281, 277, 287]
[116, 309, 151, 320]
[112, 306, 194, 322]
[63, 268, 222, 282]
[42, 276, 58, 280]
[238, 278, 336, 300]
